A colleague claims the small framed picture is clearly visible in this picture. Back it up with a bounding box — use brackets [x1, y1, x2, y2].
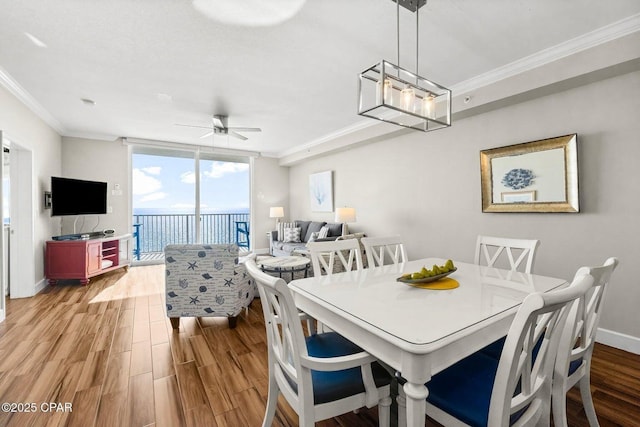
[501, 190, 536, 203]
[309, 170, 333, 212]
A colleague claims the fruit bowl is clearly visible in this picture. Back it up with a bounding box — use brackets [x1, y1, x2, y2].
[396, 268, 457, 284]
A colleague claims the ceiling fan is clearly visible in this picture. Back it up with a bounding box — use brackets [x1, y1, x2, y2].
[176, 115, 261, 141]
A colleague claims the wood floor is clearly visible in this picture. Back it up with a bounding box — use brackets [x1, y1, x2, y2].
[0, 265, 638, 427]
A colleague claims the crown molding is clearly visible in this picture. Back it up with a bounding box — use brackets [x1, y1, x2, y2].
[279, 13, 640, 163]
[276, 117, 378, 159]
[451, 13, 640, 95]
[0, 66, 65, 135]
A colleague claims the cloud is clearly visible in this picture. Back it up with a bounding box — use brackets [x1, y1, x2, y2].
[180, 171, 196, 184]
[133, 168, 162, 195]
[171, 203, 195, 209]
[142, 166, 161, 175]
[204, 161, 249, 179]
[139, 192, 167, 203]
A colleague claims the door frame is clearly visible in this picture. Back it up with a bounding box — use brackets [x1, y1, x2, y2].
[8, 140, 35, 299]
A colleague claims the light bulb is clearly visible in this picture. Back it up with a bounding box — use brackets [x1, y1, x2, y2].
[422, 94, 436, 119]
[376, 79, 393, 106]
[401, 86, 415, 112]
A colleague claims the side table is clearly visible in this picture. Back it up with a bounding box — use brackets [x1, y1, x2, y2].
[257, 256, 311, 282]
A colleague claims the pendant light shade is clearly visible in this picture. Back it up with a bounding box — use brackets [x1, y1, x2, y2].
[357, 0, 451, 132]
[358, 60, 451, 132]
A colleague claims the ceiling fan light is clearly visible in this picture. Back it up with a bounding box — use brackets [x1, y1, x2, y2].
[193, 0, 306, 27]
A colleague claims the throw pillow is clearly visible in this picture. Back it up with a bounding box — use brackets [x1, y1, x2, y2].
[307, 231, 320, 243]
[277, 222, 295, 241]
[304, 221, 326, 242]
[318, 226, 329, 239]
[283, 227, 302, 243]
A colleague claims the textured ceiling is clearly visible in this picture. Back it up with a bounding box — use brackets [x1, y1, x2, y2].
[1, 0, 639, 155]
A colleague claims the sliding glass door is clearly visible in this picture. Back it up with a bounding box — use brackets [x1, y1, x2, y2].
[132, 147, 249, 263]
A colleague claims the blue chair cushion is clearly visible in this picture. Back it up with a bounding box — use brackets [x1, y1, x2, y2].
[480, 336, 506, 359]
[427, 352, 526, 427]
[480, 334, 543, 361]
[568, 357, 583, 375]
[301, 332, 392, 404]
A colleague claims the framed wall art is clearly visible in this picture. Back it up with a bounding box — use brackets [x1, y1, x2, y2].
[309, 170, 333, 212]
[480, 134, 579, 213]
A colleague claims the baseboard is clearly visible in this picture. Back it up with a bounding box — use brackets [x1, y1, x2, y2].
[596, 327, 640, 355]
[35, 278, 48, 295]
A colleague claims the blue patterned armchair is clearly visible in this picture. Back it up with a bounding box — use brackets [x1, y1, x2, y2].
[164, 244, 256, 329]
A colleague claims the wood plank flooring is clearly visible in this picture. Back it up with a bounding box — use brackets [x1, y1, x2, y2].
[0, 265, 638, 427]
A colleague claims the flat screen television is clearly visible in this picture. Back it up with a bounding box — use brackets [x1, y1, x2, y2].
[51, 176, 108, 216]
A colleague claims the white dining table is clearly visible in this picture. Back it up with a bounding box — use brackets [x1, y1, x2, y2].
[288, 258, 567, 427]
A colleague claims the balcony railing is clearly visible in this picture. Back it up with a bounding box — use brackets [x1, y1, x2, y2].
[132, 212, 250, 260]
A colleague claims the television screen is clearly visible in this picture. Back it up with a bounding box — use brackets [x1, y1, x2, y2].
[51, 177, 108, 216]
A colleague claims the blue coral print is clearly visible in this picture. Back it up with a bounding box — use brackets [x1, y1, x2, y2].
[502, 168, 535, 190]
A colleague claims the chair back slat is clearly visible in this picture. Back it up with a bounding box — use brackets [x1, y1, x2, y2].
[362, 236, 408, 268]
[475, 235, 540, 273]
[308, 239, 364, 276]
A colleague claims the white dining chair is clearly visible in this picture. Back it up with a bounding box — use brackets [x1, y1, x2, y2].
[307, 239, 364, 276]
[419, 271, 594, 426]
[475, 235, 540, 273]
[553, 257, 619, 427]
[244, 258, 392, 427]
[361, 235, 408, 268]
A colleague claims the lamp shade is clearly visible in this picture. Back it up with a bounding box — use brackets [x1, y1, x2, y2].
[269, 206, 284, 218]
[335, 207, 356, 223]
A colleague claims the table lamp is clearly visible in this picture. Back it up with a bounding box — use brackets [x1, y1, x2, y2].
[335, 207, 356, 234]
[269, 206, 284, 228]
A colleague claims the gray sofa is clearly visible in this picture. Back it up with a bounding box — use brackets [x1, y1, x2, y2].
[269, 220, 346, 256]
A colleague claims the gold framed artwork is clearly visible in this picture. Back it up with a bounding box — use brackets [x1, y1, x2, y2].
[480, 134, 579, 213]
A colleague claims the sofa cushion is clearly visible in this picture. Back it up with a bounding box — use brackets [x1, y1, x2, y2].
[304, 221, 327, 242]
[295, 220, 312, 240]
[325, 222, 343, 237]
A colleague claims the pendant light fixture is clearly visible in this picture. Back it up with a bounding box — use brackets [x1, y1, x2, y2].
[357, 0, 451, 132]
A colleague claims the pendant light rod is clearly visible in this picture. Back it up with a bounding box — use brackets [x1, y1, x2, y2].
[397, 0, 400, 67]
[416, 2, 419, 76]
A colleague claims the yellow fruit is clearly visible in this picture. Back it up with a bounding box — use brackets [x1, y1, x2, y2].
[411, 272, 425, 280]
[420, 267, 430, 276]
[432, 265, 441, 275]
[401, 273, 412, 279]
[445, 259, 454, 270]
[440, 265, 450, 273]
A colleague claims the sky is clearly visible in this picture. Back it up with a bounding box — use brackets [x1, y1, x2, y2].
[132, 153, 249, 213]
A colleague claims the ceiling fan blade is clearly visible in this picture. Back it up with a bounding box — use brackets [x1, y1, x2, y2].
[227, 127, 261, 132]
[228, 130, 248, 141]
[175, 123, 213, 130]
[199, 131, 214, 139]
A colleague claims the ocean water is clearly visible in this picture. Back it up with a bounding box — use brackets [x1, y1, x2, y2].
[133, 208, 250, 253]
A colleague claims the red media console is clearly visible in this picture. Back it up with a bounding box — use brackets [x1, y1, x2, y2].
[45, 234, 132, 285]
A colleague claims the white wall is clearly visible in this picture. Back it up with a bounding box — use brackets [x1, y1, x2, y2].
[288, 70, 640, 342]
[61, 137, 130, 236]
[252, 156, 289, 252]
[0, 84, 61, 292]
